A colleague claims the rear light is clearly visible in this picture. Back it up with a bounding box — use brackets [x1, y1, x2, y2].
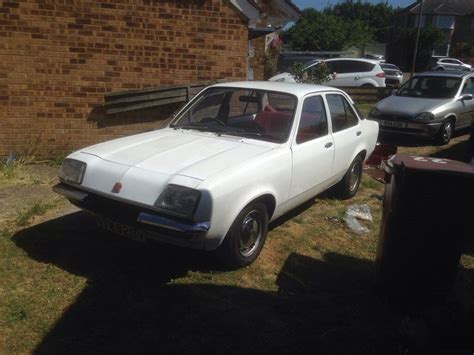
[376, 72, 385, 78]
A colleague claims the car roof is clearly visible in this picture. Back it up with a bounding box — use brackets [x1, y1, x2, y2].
[211, 81, 346, 98]
[303, 58, 380, 67]
[415, 71, 471, 78]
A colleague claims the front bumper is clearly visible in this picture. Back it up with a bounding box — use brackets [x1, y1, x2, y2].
[370, 118, 442, 139]
[53, 183, 210, 249]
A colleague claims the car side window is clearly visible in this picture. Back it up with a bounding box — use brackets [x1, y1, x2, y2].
[327, 94, 359, 133]
[462, 78, 474, 95]
[296, 96, 328, 144]
[349, 60, 375, 73]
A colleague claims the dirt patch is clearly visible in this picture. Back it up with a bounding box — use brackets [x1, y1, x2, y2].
[0, 164, 75, 225]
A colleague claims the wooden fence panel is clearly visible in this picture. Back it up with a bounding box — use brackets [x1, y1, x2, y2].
[103, 82, 393, 115]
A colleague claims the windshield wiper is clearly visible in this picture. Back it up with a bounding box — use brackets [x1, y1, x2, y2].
[171, 123, 220, 132]
[220, 129, 281, 142]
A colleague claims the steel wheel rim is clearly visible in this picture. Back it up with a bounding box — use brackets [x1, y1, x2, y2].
[443, 122, 452, 142]
[238, 210, 263, 257]
[349, 160, 362, 192]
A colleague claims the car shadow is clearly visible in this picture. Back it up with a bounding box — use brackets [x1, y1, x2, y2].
[378, 127, 471, 149]
[12, 211, 474, 354]
[13, 211, 403, 354]
[429, 139, 471, 162]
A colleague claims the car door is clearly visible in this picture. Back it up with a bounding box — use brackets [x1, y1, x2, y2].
[325, 93, 362, 178]
[290, 95, 335, 200]
[452, 59, 464, 70]
[446, 59, 459, 71]
[326, 60, 351, 87]
[457, 77, 474, 127]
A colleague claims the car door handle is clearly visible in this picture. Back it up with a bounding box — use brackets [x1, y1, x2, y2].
[356, 131, 362, 136]
[355, 76, 361, 80]
[325, 142, 333, 148]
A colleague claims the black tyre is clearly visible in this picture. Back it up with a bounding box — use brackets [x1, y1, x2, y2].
[216, 202, 268, 269]
[334, 155, 363, 199]
[361, 84, 375, 88]
[436, 119, 454, 145]
[436, 67, 444, 71]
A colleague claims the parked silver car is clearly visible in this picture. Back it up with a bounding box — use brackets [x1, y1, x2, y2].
[432, 57, 472, 72]
[381, 63, 403, 87]
[368, 71, 474, 145]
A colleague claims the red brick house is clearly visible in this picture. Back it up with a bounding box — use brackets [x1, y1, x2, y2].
[0, 0, 298, 157]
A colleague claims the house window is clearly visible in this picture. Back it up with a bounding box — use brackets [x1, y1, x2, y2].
[434, 15, 455, 29]
[414, 14, 426, 27]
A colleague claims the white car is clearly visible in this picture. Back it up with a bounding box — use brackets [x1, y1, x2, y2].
[269, 58, 386, 88]
[54, 82, 379, 268]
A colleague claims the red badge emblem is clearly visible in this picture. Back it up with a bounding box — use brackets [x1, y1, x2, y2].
[111, 182, 122, 193]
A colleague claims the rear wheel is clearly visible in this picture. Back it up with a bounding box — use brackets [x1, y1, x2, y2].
[436, 67, 444, 71]
[361, 83, 375, 88]
[216, 202, 268, 269]
[334, 155, 363, 199]
[436, 119, 454, 145]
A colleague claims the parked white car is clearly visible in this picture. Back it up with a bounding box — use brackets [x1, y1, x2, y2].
[54, 82, 379, 268]
[269, 58, 386, 88]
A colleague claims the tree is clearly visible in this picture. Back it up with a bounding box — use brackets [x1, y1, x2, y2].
[282, 8, 376, 52]
[282, 9, 348, 51]
[393, 25, 445, 71]
[452, 41, 474, 59]
[288, 61, 331, 84]
[325, 2, 397, 43]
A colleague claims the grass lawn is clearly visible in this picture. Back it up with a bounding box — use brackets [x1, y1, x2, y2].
[0, 131, 473, 354]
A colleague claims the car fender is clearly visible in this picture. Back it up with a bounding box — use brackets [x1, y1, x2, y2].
[195, 148, 292, 251]
[359, 78, 380, 87]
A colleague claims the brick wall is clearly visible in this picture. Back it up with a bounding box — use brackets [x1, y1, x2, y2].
[0, 0, 249, 157]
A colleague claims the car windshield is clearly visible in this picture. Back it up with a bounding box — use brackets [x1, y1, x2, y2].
[303, 60, 320, 70]
[170, 87, 297, 143]
[397, 76, 462, 99]
[381, 64, 399, 71]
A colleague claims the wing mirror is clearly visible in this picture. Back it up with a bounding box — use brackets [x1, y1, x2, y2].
[459, 94, 473, 101]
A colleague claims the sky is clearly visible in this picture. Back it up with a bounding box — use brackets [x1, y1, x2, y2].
[293, 0, 415, 10]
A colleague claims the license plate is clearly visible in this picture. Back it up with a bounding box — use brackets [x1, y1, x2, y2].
[96, 216, 148, 243]
[381, 120, 406, 128]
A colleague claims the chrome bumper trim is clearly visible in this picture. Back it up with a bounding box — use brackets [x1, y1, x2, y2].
[53, 183, 88, 201]
[137, 212, 210, 233]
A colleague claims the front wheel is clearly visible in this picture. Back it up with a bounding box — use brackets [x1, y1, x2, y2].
[216, 202, 269, 269]
[334, 155, 363, 199]
[436, 119, 454, 145]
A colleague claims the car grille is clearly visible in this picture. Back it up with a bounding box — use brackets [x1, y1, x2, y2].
[378, 114, 412, 121]
[67, 188, 200, 239]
